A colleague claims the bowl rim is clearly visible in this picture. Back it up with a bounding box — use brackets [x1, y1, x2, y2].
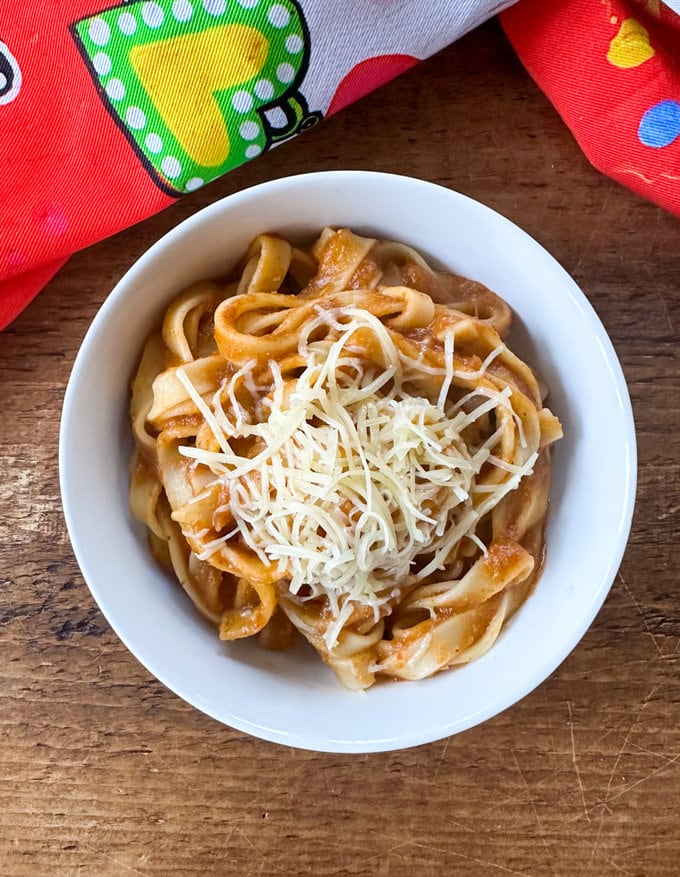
[59, 170, 638, 752]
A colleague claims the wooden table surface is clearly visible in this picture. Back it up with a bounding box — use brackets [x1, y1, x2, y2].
[1, 19, 679, 876]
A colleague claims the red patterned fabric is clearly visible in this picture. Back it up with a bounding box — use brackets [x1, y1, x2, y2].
[1, 1, 678, 328]
[502, 0, 680, 215]
[0, 0, 511, 328]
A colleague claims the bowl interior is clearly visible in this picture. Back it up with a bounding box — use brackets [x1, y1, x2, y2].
[60, 172, 636, 752]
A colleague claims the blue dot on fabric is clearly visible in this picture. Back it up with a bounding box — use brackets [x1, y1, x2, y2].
[638, 100, 680, 148]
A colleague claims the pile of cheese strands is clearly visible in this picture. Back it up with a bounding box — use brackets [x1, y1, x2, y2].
[130, 228, 563, 690]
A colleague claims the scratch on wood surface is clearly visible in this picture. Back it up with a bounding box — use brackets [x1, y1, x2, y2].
[129, 729, 172, 772]
[432, 735, 451, 781]
[656, 291, 676, 338]
[443, 847, 529, 876]
[531, 722, 622, 794]
[383, 840, 530, 876]
[576, 679, 671, 849]
[627, 739, 680, 763]
[82, 843, 145, 876]
[230, 822, 259, 854]
[204, 803, 268, 863]
[657, 500, 680, 522]
[618, 574, 664, 658]
[569, 182, 615, 276]
[383, 841, 410, 863]
[321, 767, 335, 796]
[442, 816, 477, 836]
[574, 751, 680, 824]
[618, 574, 669, 658]
[582, 838, 634, 875]
[511, 750, 552, 869]
[542, 688, 559, 760]
[581, 726, 619, 756]
[570, 226, 600, 277]
[362, 840, 408, 870]
[11, 617, 33, 645]
[604, 680, 664, 800]
[567, 700, 590, 821]
[604, 754, 680, 808]
[587, 708, 643, 875]
[482, 792, 539, 817]
[639, 209, 665, 270]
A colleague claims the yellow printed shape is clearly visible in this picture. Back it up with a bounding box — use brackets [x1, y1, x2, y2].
[607, 19, 654, 69]
[130, 25, 268, 167]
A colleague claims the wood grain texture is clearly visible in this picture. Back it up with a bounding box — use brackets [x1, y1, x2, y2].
[1, 20, 679, 876]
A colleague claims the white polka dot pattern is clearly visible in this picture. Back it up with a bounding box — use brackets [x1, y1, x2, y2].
[161, 156, 182, 178]
[172, 0, 193, 22]
[76, 0, 312, 192]
[142, 2, 165, 28]
[88, 19, 110, 46]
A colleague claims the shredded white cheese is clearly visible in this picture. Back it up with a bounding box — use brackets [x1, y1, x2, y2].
[178, 306, 534, 647]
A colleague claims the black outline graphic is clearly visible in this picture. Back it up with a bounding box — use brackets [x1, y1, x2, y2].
[0, 39, 22, 106]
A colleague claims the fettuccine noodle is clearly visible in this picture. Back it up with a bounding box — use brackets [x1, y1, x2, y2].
[130, 228, 562, 689]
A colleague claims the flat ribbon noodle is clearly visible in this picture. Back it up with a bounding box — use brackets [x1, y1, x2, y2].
[129, 228, 562, 689]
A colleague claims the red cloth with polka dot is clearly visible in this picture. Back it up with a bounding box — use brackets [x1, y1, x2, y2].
[1, 0, 679, 328]
[0, 1, 178, 328]
[501, 0, 680, 216]
[0, 0, 509, 328]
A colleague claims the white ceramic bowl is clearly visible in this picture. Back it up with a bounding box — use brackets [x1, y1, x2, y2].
[60, 171, 636, 752]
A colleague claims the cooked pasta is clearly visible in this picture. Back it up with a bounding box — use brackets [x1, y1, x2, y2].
[130, 228, 562, 689]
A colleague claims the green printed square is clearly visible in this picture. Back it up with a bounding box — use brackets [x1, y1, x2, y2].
[72, 0, 311, 194]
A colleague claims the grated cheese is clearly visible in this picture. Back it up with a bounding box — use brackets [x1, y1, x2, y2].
[178, 306, 535, 648]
